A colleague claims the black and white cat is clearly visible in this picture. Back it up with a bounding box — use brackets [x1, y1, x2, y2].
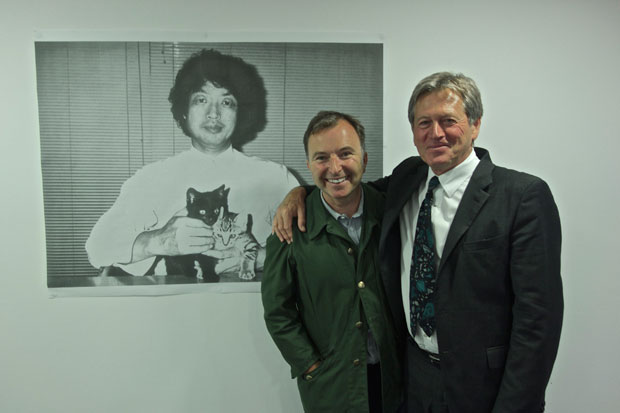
[147, 184, 259, 282]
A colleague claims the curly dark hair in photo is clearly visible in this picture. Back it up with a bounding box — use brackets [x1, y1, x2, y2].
[169, 49, 268, 149]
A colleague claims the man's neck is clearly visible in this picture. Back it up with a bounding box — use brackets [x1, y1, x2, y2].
[191, 141, 232, 156]
[321, 187, 363, 218]
[430, 146, 474, 176]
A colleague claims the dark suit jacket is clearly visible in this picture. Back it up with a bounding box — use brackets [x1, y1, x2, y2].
[375, 147, 563, 413]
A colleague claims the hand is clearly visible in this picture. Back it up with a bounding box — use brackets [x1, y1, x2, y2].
[304, 361, 321, 375]
[131, 216, 214, 262]
[271, 187, 307, 244]
[154, 216, 214, 255]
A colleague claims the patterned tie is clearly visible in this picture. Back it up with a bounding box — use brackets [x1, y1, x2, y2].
[410, 176, 440, 336]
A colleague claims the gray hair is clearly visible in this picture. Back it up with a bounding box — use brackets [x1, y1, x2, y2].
[303, 111, 366, 158]
[407, 72, 483, 125]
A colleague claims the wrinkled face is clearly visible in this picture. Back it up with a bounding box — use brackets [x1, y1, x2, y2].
[306, 119, 368, 211]
[412, 89, 481, 175]
[186, 81, 238, 154]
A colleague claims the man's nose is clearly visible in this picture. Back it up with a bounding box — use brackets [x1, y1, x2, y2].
[328, 155, 342, 173]
[206, 102, 220, 119]
[430, 121, 444, 139]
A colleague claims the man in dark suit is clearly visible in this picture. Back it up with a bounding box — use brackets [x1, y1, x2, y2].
[272, 72, 563, 412]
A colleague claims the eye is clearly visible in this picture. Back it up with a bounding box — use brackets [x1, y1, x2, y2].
[213, 208, 220, 215]
[190, 95, 207, 106]
[417, 120, 431, 128]
[221, 98, 237, 108]
[199, 209, 206, 215]
[340, 151, 353, 159]
[443, 118, 457, 126]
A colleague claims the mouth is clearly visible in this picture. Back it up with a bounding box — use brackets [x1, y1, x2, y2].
[428, 143, 449, 149]
[203, 122, 224, 134]
[326, 176, 347, 184]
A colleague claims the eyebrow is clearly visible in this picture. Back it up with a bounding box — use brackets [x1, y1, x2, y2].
[197, 86, 234, 96]
[416, 113, 459, 122]
[311, 146, 356, 157]
[311, 151, 327, 158]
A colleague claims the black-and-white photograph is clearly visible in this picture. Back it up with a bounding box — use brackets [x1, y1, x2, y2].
[35, 40, 383, 294]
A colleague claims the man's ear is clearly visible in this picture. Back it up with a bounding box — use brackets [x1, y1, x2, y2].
[362, 152, 368, 172]
[471, 118, 482, 142]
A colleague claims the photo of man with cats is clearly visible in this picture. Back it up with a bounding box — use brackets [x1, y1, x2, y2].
[35, 40, 384, 290]
[85, 49, 299, 282]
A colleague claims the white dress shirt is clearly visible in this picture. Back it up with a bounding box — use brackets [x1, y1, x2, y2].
[399, 150, 480, 353]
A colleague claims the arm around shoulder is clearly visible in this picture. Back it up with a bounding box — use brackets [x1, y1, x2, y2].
[271, 186, 310, 243]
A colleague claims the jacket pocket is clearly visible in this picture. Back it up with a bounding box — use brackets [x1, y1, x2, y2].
[486, 345, 508, 369]
[299, 356, 331, 382]
[463, 234, 505, 252]
[296, 357, 342, 412]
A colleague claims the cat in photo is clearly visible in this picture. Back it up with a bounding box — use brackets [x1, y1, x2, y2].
[147, 185, 260, 282]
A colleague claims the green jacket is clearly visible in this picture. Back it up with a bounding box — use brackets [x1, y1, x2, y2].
[262, 183, 403, 413]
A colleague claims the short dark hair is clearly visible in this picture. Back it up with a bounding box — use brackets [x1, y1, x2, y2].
[302, 111, 366, 158]
[407, 72, 483, 126]
[168, 49, 267, 149]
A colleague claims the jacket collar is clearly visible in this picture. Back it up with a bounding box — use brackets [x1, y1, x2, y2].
[307, 182, 381, 243]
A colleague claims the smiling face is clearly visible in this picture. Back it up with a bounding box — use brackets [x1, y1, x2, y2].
[306, 119, 368, 216]
[186, 81, 238, 154]
[412, 89, 481, 175]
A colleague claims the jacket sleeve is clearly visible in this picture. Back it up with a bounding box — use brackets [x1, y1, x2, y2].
[368, 175, 390, 193]
[492, 178, 563, 412]
[261, 234, 321, 379]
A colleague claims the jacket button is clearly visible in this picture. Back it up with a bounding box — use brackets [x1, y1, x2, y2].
[355, 321, 363, 328]
[353, 359, 360, 366]
[357, 281, 365, 289]
[347, 247, 354, 255]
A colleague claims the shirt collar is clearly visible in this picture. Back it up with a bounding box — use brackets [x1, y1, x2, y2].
[188, 145, 237, 162]
[427, 148, 480, 197]
[320, 188, 365, 220]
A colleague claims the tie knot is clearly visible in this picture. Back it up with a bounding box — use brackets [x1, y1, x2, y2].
[427, 176, 440, 193]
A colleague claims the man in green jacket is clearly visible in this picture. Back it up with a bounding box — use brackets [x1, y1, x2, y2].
[261, 111, 402, 413]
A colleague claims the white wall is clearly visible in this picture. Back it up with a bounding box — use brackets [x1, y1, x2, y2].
[1, 0, 619, 411]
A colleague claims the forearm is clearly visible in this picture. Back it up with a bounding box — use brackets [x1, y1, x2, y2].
[86, 216, 145, 268]
[130, 229, 164, 264]
[261, 235, 321, 378]
[492, 301, 562, 412]
[368, 175, 390, 193]
[493, 179, 563, 412]
[264, 313, 322, 378]
[85, 174, 161, 268]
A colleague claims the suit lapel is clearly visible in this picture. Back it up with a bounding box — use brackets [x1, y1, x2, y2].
[438, 149, 494, 274]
